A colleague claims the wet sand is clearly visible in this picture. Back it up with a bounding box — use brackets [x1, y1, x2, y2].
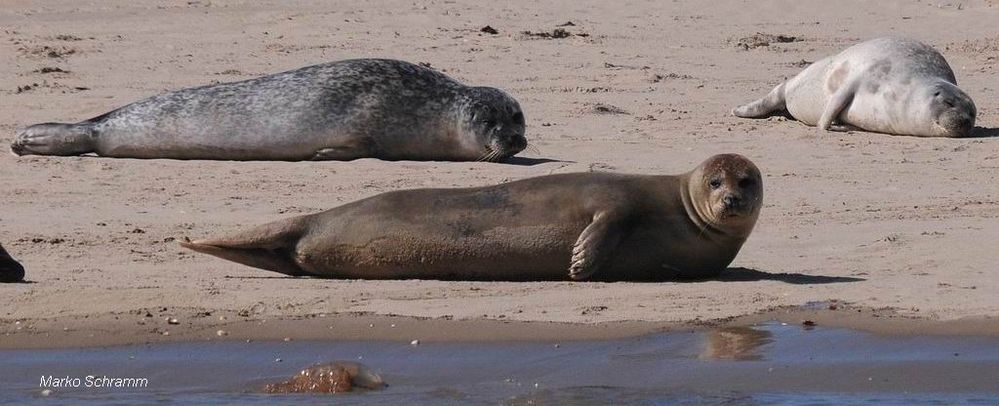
[4, 324, 999, 404]
[2, 0, 999, 348]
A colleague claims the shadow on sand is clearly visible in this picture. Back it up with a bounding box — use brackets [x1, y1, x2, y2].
[968, 126, 999, 138]
[500, 156, 569, 166]
[707, 267, 865, 285]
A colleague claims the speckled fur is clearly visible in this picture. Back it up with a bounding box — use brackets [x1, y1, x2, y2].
[11, 59, 527, 161]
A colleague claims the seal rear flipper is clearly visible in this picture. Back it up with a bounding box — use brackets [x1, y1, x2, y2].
[568, 211, 624, 281]
[180, 219, 311, 277]
[732, 82, 787, 118]
[11, 123, 96, 156]
[181, 241, 308, 277]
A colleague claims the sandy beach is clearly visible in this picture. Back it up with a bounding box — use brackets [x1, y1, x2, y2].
[2, 0, 999, 348]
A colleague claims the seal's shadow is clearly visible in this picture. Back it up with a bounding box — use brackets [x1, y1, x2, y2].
[704, 267, 865, 285]
[500, 156, 570, 166]
[969, 126, 999, 138]
[225, 268, 865, 284]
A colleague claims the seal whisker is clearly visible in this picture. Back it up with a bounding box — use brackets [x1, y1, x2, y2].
[476, 148, 493, 162]
[485, 150, 501, 163]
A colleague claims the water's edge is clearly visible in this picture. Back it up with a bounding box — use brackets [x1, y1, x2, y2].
[3, 323, 999, 404]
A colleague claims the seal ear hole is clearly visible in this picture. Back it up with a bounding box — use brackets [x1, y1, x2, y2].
[944, 100, 955, 108]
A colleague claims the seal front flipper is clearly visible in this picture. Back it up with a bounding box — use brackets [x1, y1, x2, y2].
[732, 82, 787, 118]
[180, 218, 310, 277]
[11, 123, 96, 156]
[818, 82, 858, 131]
[568, 211, 624, 281]
[827, 123, 863, 132]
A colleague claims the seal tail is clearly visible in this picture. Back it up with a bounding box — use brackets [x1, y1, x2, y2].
[732, 82, 786, 118]
[11, 122, 97, 156]
[180, 218, 311, 277]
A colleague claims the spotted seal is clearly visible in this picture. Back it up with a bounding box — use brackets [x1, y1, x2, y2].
[12, 59, 527, 161]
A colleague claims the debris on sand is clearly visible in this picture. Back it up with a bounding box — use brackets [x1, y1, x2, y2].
[54, 34, 83, 41]
[590, 103, 629, 115]
[735, 33, 802, 50]
[480, 25, 498, 35]
[521, 27, 589, 39]
[34, 67, 69, 74]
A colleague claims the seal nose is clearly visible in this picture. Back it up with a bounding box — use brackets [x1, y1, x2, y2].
[723, 195, 741, 210]
[508, 134, 527, 151]
[958, 117, 974, 136]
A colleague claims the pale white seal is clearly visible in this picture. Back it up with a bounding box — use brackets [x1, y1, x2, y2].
[734, 37, 976, 137]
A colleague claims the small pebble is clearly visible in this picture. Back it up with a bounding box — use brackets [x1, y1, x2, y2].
[167, 318, 179, 325]
[216, 329, 228, 337]
[275, 358, 282, 362]
[162, 331, 170, 336]
[283, 337, 291, 342]
[410, 339, 420, 346]
[40, 389, 52, 397]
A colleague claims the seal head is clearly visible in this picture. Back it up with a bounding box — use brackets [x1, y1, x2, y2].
[924, 82, 976, 137]
[459, 87, 527, 161]
[686, 153, 763, 238]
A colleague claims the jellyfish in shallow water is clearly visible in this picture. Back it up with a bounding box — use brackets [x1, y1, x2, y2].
[263, 361, 386, 394]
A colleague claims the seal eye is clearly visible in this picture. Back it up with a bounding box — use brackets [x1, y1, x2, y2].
[709, 179, 722, 190]
[933, 91, 941, 97]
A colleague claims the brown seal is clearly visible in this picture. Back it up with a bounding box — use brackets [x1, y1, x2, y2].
[181, 154, 763, 281]
[0, 244, 25, 283]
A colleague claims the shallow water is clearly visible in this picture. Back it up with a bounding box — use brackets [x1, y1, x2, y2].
[3, 323, 999, 405]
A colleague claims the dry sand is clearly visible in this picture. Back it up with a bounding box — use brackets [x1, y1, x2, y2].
[1, 0, 998, 347]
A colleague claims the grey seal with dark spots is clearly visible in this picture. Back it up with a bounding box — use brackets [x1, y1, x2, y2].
[181, 154, 763, 281]
[733, 37, 976, 137]
[11, 59, 527, 161]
